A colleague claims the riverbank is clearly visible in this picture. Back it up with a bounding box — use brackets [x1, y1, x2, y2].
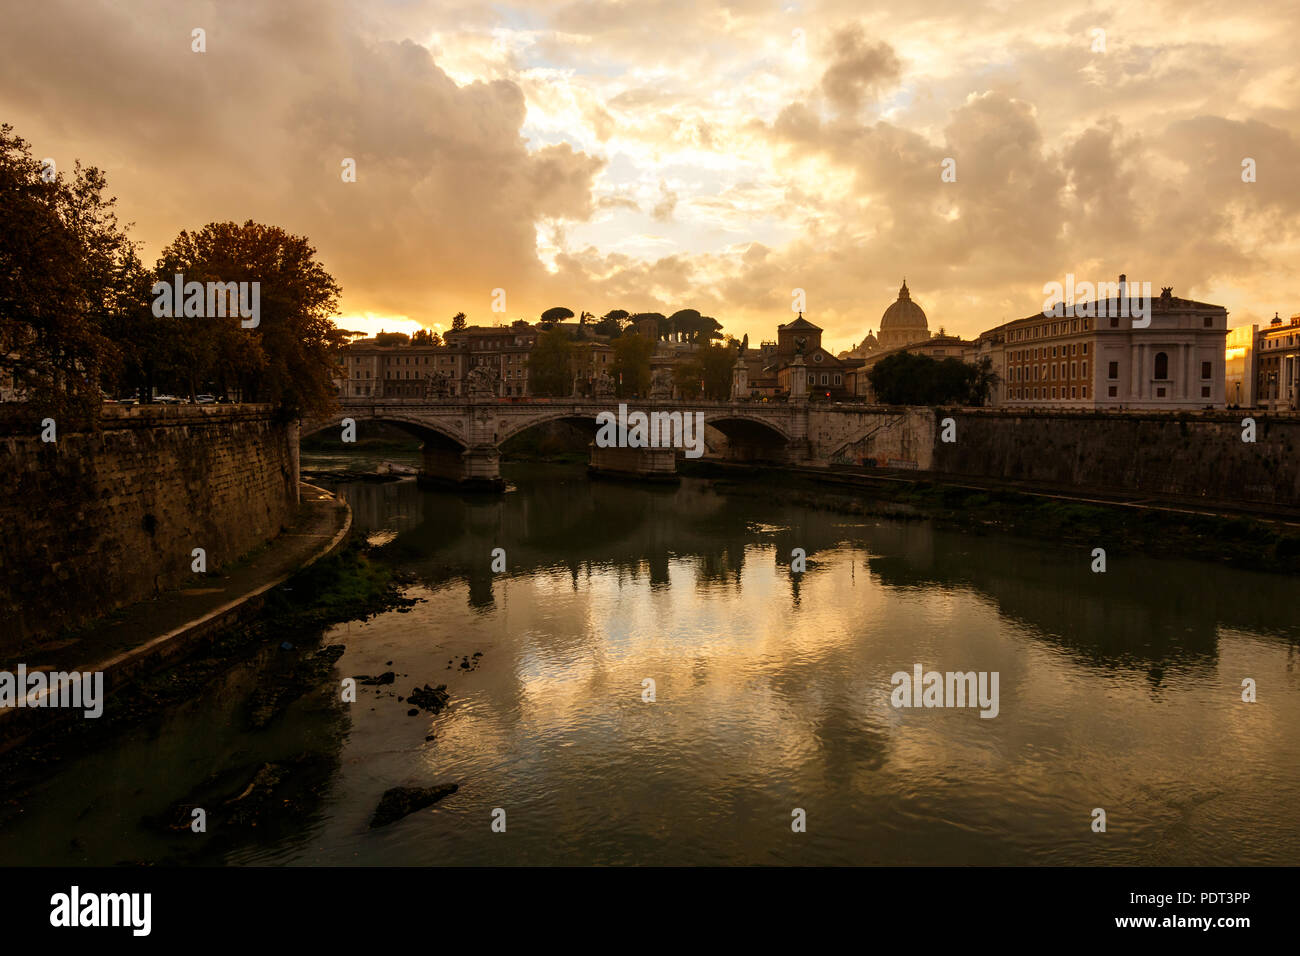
[0, 483, 360, 755]
[0, 541, 417, 832]
[684, 461, 1300, 574]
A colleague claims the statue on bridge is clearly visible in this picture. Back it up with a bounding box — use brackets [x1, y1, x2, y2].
[649, 367, 674, 400]
[424, 370, 452, 399]
[593, 368, 616, 399]
[465, 365, 500, 399]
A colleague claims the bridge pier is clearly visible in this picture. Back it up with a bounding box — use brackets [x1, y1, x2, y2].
[587, 443, 679, 482]
[418, 443, 505, 492]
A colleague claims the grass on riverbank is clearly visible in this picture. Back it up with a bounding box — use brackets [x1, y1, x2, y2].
[256, 534, 417, 634]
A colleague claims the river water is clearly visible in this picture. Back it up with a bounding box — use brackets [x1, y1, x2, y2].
[5, 457, 1299, 865]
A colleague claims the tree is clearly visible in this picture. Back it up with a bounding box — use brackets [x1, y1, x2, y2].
[155, 220, 343, 417]
[674, 343, 734, 400]
[968, 355, 999, 406]
[540, 306, 574, 325]
[411, 328, 442, 346]
[867, 351, 977, 405]
[451, 312, 467, 332]
[593, 309, 630, 338]
[613, 332, 654, 397]
[697, 315, 723, 343]
[0, 123, 145, 422]
[528, 325, 573, 396]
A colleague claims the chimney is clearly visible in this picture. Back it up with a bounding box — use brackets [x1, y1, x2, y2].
[1119, 274, 1127, 299]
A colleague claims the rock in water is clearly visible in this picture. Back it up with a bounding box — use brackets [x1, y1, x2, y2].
[408, 683, 450, 714]
[369, 784, 459, 828]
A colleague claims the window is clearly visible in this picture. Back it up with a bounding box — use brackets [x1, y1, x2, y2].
[1051, 387, 1057, 398]
[820, 374, 828, 385]
[1110, 316, 1119, 328]
[1154, 352, 1169, 379]
[1156, 387, 1167, 397]
[1201, 386, 1211, 398]
[814, 353, 823, 363]
[1082, 386, 1088, 398]
[834, 374, 842, 385]
[1108, 385, 1118, 397]
[1201, 361, 1211, 379]
[1082, 343, 1088, 355]
[1203, 316, 1213, 327]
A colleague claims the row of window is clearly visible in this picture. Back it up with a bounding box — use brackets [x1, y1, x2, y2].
[1008, 318, 1093, 342]
[806, 373, 843, 386]
[1103, 356, 1214, 380]
[1009, 386, 1091, 400]
[1010, 361, 1090, 382]
[1008, 342, 1089, 362]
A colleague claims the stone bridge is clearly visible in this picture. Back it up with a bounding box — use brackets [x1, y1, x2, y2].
[302, 398, 937, 489]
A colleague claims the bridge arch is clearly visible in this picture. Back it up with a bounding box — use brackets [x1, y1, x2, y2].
[301, 412, 469, 450]
[699, 412, 794, 463]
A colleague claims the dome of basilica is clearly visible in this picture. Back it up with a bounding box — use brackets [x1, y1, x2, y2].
[880, 279, 928, 331]
[876, 279, 931, 350]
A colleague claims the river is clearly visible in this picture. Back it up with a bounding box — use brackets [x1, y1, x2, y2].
[4, 456, 1298, 865]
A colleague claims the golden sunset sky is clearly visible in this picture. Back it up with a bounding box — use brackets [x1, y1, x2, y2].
[3, 0, 1298, 351]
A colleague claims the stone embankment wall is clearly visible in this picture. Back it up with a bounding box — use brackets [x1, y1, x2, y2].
[1, 405, 298, 646]
[929, 410, 1300, 507]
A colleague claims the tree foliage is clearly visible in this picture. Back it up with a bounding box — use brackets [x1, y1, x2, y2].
[540, 306, 574, 325]
[528, 325, 574, 396]
[867, 351, 988, 406]
[673, 343, 734, 400]
[154, 220, 343, 417]
[592, 309, 630, 338]
[0, 123, 145, 423]
[612, 332, 654, 397]
[1, 124, 348, 423]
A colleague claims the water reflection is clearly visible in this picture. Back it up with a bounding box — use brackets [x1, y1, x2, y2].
[341, 465, 1299, 673]
[5, 460, 1297, 866]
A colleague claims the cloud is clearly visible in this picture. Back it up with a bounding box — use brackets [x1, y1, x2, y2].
[3, 0, 1300, 344]
[819, 24, 901, 115]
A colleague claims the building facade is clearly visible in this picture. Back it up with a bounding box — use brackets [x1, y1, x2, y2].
[983, 284, 1228, 410]
[1256, 313, 1300, 411]
[773, 314, 861, 400]
[1225, 323, 1258, 409]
